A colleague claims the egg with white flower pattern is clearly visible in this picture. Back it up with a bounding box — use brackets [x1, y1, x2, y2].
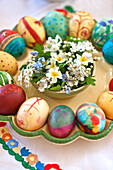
[43, 11, 68, 40]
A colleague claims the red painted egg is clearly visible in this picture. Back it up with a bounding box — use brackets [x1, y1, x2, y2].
[109, 78, 113, 91]
[0, 84, 26, 115]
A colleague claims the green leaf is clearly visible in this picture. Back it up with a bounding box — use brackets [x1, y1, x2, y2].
[61, 81, 66, 88]
[33, 43, 44, 57]
[64, 5, 76, 13]
[44, 51, 51, 60]
[85, 76, 96, 86]
[50, 85, 61, 91]
[19, 64, 27, 70]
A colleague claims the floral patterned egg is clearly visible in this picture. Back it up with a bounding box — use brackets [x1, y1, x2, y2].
[76, 103, 106, 134]
[102, 38, 113, 64]
[69, 11, 95, 40]
[16, 97, 49, 131]
[0, 29, 25, 58]
[0, 71, 15, 86]
[97, 91, 113, 120]
[16, 16, 46, 48]
[47, 105, 75, 138]
[43, 11, 68, 40]
[92, 17, 113, 49]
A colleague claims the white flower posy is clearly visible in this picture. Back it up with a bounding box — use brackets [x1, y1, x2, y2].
[18, 35, 98, 94]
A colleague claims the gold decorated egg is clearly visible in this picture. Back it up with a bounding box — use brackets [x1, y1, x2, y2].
[97, 91, 113, 120]
[16, 16, 46, 48]
[0, 51, 18, 76]
[69, 11, 95, 40]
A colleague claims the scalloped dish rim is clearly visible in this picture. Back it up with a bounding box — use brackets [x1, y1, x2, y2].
[0, 115, 113, 144]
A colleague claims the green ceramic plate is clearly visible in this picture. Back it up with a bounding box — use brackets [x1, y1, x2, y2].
[0, 115, 113, 144]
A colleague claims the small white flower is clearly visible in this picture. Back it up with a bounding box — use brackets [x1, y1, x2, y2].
[46, 67, 62, 84]
[38, 80, 48, 92]
[54, 50, 66, 63]
[46, 58, 56, 69]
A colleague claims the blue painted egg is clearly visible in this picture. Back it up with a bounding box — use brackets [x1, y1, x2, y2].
[102, 38, 113, 64]
[92, 17, 113, 49]
[43, 11, 68, 40]
[0, 29, 26, 58]
[76, 103, 106, 134]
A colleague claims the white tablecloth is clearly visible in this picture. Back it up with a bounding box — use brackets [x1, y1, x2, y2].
[0, 0, 113, 170]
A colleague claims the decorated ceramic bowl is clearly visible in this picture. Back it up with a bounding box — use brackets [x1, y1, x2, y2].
[0, 115, 112, 144]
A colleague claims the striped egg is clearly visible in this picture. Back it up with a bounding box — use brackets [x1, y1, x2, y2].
[16, 16, 46, 48]
[0, 71, 15, 86]
[0, 29, 26, 58]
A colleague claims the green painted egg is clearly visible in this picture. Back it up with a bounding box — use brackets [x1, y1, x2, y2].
[0, 71, 15, 86]
[92, 17, 113, 49]
[43, 11, 68, 40]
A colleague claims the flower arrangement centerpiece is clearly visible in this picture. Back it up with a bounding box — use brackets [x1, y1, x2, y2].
[18, 35, 99, 98]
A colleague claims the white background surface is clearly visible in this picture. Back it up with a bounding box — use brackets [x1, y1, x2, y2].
[0, 0, 113, 170]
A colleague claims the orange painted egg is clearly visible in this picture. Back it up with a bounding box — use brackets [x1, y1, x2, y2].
[0, 84, 26, 115]
[0, 51, 18, 76]
[69, 11, 95, 40]
[97, 91, 113, 120]
[16, 16, 46, 48]
[16, 97, 49, 131]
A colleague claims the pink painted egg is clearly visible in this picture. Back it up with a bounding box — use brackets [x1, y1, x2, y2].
[69, 11, 95, 40]
[16, 97, 49, 131]
[16, 16, 46, 48]
[97, 91, 113, 120]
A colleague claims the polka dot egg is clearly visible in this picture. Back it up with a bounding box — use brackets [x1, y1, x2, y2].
[76, 103, 106, 134]
[0, 29, 25, 58]
[102, 38, 113, 64]
[0, 51, 18, 76]
[48, 105, 75, 138]
[43, 11, 68, 40]
[92, 17, 113, 49]
[0, 71, 15, 86]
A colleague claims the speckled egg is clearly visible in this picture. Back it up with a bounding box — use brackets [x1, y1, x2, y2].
[0, 51, 18, 76]
[16, 16, 46, 48]
[92, 17, 113, 49]
[0, 29, 25, 58]
[69, 11, 95, 40]
[76, 103, 106, 134]
[43, 11, 68, 40]
[102, 38, 113, 64]
[0, 84, 26, 115]
[16, 97, 49, 131]
[47, 105, 75, 138]
[97, 91, 113, 120]
[0, 71, 15, 86]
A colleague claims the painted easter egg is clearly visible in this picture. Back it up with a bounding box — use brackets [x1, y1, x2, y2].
[97, 91, 113, 120]
[76, 103, 106, 134]
[0, 84, 26, 115]
[16, 97, 49, 131]
[69, 11, 95, 40]
[47, 105, 75, 138]
[16, 16, 46, 48]
[0, 51, 18, 76]
[102, 38, 113, 64]
[109, 78, 113, 91]
[55, 9, 74, 18]
[43, 11, 68, 40]
[0, 71, 15, 86]
[0, 29, 25, 58]
[92, 17, 113, 49]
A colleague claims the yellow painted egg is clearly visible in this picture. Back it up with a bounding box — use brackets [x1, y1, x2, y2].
[16, 97, 50, 131]
[69, 11, 95, 40]
[0, 51, 18, 76]
[97, 91, 113, 120]
[16, 16, 46, 48]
